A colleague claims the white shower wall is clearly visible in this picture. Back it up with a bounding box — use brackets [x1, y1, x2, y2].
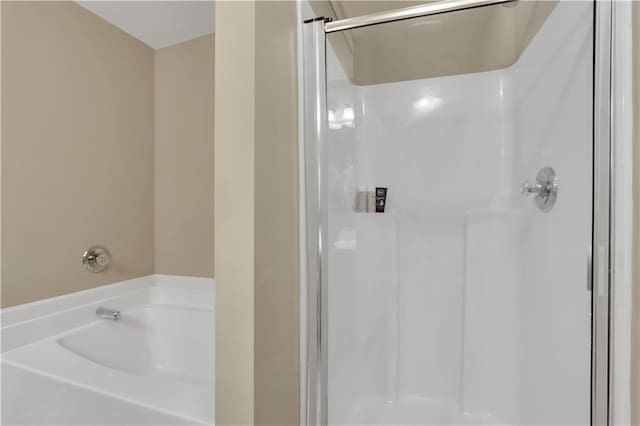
[510, 3, 592, 424]
[326, 2, 592, 425]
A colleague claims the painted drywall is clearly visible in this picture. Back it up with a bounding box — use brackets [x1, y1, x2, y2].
[214, 1, 255, 424]
[254, 3, 299, 425]
[352, 1, 556, 85]
[214, 1, 299, 424]
[1, 1, 155, 307]
[0, 0, 4, 311]
[155, 34, 215, 278]
[632, 4, 640, 425]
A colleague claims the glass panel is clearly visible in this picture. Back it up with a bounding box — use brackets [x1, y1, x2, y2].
[324, 2, 593, 424]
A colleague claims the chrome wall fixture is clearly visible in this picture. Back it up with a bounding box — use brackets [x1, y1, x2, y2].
[82, 246, 111, 273]
[521, 166, 559, 212]
[96, 306, 120, 321]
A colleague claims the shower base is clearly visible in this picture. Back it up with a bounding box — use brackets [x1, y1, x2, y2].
[344, 396, 506, 426]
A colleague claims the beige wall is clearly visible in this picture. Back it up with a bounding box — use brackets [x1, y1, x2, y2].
[215, 1, 299, 424]
[254, 3, 299, 424]
[0, 0, 4, 310]
[215, 1, 255, 424]
[2, 2, 215, 308]
[352, 1, 556, 85]
[155, 34, 215, 278]
[313, 0, 555, 85]
[1, 1, 155, 307]
[632, 4, 640, 425]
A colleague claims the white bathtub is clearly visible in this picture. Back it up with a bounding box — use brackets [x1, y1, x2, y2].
[1, 275, 214, 425]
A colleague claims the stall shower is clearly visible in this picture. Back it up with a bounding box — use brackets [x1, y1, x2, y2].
[302, 1, 611, 424]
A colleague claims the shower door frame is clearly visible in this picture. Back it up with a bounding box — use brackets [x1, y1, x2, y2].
[301, 2, 617, 425]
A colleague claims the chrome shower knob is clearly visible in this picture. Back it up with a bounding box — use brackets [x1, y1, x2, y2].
[520, 166, 558, 213]
[521, 181, 543, 196]
[82, 246, 111, 273]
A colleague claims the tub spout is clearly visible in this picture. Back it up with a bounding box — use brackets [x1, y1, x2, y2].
[96, 307, 120, 321]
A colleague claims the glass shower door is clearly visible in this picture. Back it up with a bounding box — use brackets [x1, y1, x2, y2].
[303, 1, 611, 425]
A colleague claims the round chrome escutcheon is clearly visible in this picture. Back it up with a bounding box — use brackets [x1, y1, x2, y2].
[82, 246, 111, 273]
[534, 166, 558, 213]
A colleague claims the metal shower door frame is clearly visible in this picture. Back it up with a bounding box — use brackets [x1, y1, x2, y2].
[302, 17, 329, 426]
[592, 2, 613, 425]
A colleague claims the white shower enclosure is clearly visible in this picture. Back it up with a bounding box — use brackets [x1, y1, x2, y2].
[302, 1, 613, 425]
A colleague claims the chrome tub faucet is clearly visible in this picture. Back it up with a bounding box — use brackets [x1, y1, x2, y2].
[96, 306, 120, 321]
